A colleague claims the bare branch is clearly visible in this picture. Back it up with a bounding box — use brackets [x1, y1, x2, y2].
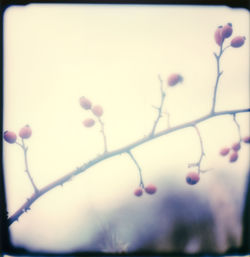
[8, 107, 250, 225]
[232, 114, 242, 142]
[97, 117, 108, 153]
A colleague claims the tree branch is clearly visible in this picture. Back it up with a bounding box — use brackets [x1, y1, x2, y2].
[8, 107, 250, 225]
[97, 117, 108, 153]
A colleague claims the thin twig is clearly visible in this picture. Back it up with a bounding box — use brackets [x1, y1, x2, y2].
[232, 114, 242, 141]
[211, 44, 230, 114]
[150, 74, 166, 137]
[127, 150, 144, 188]
[98, 117, 108, 153]
[7, 107, 250, 225]
[15, 139, 39, 193]
[188, 125, 205, 174]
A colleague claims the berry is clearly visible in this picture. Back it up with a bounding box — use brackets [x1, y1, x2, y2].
[19, 125, 32, 139]
[214, 26, 223, 46]
[231, 36, 246, 48]
[134, 188, 143, 197]
[229, 151, 238, 162]
[232, 142, 241, 151]
[167, 74, 183, 86]
[220, 147, 230, 156]
[221, 23, 233, 39]
[186, 172, 200, 185]
[3, 131, 17, 144]
[145, 184, 157, 194]
[242, 136, 250, 144]
[80, 96, 92, 110]
[83, 118, 95, 127]
[92, 105, 103, 117]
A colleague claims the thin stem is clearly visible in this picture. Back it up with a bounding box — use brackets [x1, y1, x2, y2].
[211, 45, 230, 114]
[15, 140, 39, 193]
[8, 107, 250, 225]
[127, 150, 144, 188]
[232, 114, 242, 142]
[98, 117, 107, 153]
[188, 125, 205, 174]
[150, 74, 166, 137]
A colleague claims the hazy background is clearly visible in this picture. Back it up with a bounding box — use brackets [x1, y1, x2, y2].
[3, 4, 249, 254]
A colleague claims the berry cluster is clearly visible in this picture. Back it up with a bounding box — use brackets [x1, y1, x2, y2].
[219, 136, 250, 163]
[4, 125, 32, 144]
[134, 184, 157, 197]
[80, 96, 104, 128]
[214, 23, 245, 48]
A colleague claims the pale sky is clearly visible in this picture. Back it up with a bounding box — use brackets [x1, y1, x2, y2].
[3, 4, 250, 253]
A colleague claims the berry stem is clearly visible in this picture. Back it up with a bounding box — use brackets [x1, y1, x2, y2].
[16, 139, 39, 193]
[211, 44, 230, 114]
[127, 150, 144, 188]
[150, 74, 167, 137]
[232, 114, 242, 142]
[97, 117, 108, 153]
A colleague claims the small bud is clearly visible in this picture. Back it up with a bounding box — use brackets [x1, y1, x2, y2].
[229, 152, 238, 162]
[231, 36, 246, 48]
[186, 172, 200, 185]
[214, 25, 223, 46]
[242, 136, 250, 144]
[220, 147, 230, 156]
[3, 131, 17, 144]
[80, 96, 92, 110]
[145, 184, 157, 194]
[134, 188, 143, 197]
[19, 125, 32, 139]
[167, 74, 183, 86]
[232, 142, 241, 151]
[92, 105, 103, 117]
[221, 23, 233, 39]
[83, 118, 95, 127]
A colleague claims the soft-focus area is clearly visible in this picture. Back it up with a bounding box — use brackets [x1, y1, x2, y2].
[3, 4, 250, 254]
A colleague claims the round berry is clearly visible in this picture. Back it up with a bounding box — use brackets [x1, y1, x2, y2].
[3, 131, 17, 144]
[134, 188, 143, 197]
[145, 184, 157, 194]
[186, 172, 200, 185]
[231, 36, 246, 48]
[242, 136, 250, 144]
[167, 74, 183, 86]
[214, 25, 223, 46]
[220, 147, 230, 156]
[80, 96, 92, 110]
[229, 151, 238, 162]
[221, 23, 233, 39]
[83, 118, 95, 127]
[19, 125, 32, 139]
[232, 142, 241, 151]
[92, 105, 103, 117]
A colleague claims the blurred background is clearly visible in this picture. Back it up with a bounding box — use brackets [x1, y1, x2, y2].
[2, 3, 250, 254]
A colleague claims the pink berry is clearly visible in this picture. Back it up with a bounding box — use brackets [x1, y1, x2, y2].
[3, 131, 17, 144]
[19, 125, 32, 139]
[92, 105, 103, 117]
[79, 96, 92, 110]
[221, 23, 233, 39]
[167, 74, 183, 86]
[134, 188, 143, 197]
[242, 136, 250, 144]
[145, 184, 157, 194]
[231, 36, 246, 48]
[220, 147, 230, 156]
[214, 25, 223, 46]
[232, 142, 241, 151]
[83, 118, 95, 127]
[186, 172, 200, 185]
[229, 151, 238, 162]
